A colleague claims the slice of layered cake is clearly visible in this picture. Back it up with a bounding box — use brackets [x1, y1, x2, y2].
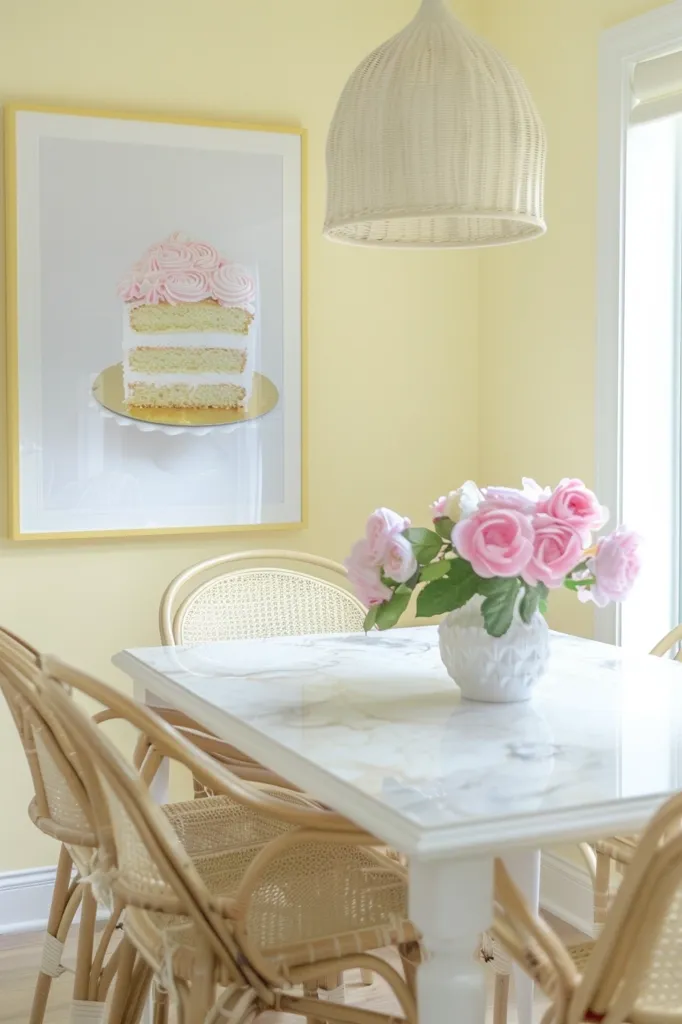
[118, 232, 256, 409]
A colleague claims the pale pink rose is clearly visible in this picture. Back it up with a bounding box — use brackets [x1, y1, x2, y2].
[578, 527, 642, 607]
[538, 478, 608, 542]
[522, 515, 584, 588]
[211, 262, 256, 307]
[365, 508, 411, 564]
[452, 508, 534, 578]
[430, 496, 447, 519]
[163, 269, 212, 304]
[148, 233, 195, 271]
[482, 478, 551, 515]
[383, 535, 418, 583]
[344, 540, 393, 608]
[189, 240, 221, 270]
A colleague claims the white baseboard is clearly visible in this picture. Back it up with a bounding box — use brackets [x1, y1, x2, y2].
[0, 852, 594, 938]
[0, 866, 60, 936]
[540, 852, 595, 936]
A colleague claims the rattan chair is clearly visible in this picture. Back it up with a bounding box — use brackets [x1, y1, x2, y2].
[493, 789, 682, 1024]
[591, 624, 682, 931]
[159, 550, 366, 645]
[154, 550, 367, 792]
[38, 654, 421, 1024]
[0, 628, 124, 1024]
[156, 549, 378, 990]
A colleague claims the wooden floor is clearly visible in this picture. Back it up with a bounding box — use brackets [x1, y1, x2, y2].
[0, 915, 582, 1024]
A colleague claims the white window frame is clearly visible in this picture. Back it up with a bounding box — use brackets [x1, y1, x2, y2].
[597, 0, 682, 644]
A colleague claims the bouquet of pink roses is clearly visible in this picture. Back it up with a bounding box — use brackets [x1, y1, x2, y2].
[346, 479, 641, 637]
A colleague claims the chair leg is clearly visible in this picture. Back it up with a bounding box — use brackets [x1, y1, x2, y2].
[188, 941, 216, 1024]
[30, 845, 75, 1024]
[304, 981, 325, 1024]
[70, 887, 108, 1023]
[108, 938, 136, 1024]
[399, 940, 420, 1000]
[152, 986, 170, 1024]
[594, 851, 611, 933]
[493, 973, 511, 1024]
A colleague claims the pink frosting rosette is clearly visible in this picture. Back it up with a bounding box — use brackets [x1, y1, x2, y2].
[189, 240, 221, 270]
[118, 232, 256, 308]
[163, 269, 212, 305]
[211, 262, 256, 307]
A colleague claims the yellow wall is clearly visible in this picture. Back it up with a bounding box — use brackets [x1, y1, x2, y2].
[0, 0, 481, 870]
[478, 0, 668, 638]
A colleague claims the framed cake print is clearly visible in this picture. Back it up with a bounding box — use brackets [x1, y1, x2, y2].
[5, 104, 305, 539]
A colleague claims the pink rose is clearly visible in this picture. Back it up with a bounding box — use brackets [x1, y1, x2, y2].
[344, 540, 393, 608]
[365, 508, 411, 564]
[522, 515, 584, 588]
[578, 527, 642, 607]
[430, 496, 447, 519]
[539, 478, 608, 542]
[383, 535, 418, 583]
[453, 508, 534, 578]
[163, 269, 212, 304]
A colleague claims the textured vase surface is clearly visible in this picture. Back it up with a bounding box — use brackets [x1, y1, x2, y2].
[438, 597, 550, 703]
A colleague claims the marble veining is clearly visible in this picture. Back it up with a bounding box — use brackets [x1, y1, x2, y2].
[117, 627, 682, 843]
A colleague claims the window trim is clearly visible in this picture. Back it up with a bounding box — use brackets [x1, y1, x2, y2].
[596, 2, 682, 643]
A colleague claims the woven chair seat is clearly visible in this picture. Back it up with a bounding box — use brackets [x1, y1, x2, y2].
[124, 800, 414, 982]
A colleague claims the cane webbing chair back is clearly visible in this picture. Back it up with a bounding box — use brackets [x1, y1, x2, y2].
[160, 550, 367, 646]
[494, 792, 682, 1024]
[0, 630, 95, 844]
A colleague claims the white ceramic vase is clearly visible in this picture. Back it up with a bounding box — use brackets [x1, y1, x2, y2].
[438, 596, 550, 703]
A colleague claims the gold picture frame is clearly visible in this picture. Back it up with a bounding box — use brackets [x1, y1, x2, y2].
[5, 103, 307, 540]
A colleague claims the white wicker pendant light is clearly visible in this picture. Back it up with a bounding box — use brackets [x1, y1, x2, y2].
[324, 0, 547, 249]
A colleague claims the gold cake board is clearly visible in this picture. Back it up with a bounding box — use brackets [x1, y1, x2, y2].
[92, 363, 279, 428]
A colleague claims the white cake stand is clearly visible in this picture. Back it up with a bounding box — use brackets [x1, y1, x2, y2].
[90, 364, 279, 473]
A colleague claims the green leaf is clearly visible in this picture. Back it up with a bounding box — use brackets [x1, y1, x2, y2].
[416, 560, 479, 618]
[481, 578, 521, 638]
[419, 559, 452, 582]
[363, 606, 379, 632]
[537, 582, 549, 601]
[477, 576, 512, 597]
[519, 585, 539, 625]
[403, 527, 443, 565]
[434, 517, 455, 541]
[374, 587, 411, 630]
[539, 598, 548, 615]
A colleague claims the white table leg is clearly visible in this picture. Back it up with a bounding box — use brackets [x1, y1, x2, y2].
[410, 855, 494, 1024]
[133, 683, 169, 1024]
[503, 848, 541, 1024]
[132, 682, 170, 804]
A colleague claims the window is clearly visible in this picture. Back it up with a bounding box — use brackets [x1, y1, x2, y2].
[598, 6, 682, 650]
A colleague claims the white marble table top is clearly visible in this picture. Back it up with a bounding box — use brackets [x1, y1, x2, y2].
[114, 626, 682, 858]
